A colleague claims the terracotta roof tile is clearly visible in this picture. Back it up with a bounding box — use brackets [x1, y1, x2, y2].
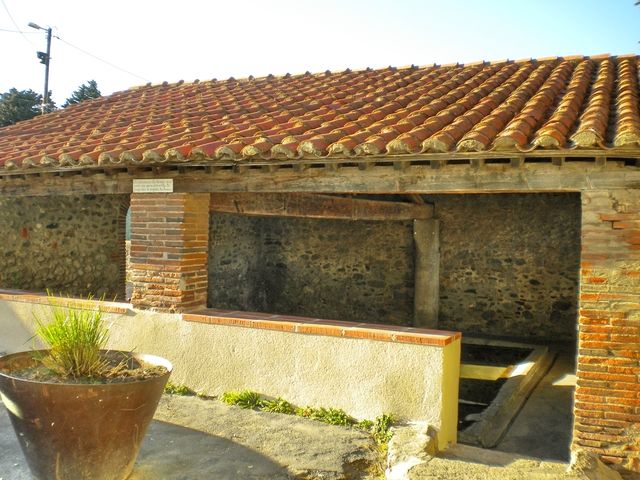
[0, 54, 638, 172]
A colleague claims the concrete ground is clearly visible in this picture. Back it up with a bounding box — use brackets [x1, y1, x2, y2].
[406, 351, 636, 480]
[1, 356, 634, 480]
[495, 351, 576, 461]
[0, 395, 383, 480]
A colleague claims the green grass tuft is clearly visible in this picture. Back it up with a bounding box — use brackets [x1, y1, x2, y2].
[34, 294, 111, 378]
[220, 390, 263, 409]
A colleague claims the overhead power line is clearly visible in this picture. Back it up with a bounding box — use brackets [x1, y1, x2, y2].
[56, 36, 150, 83]
[0, 0, 34, 46]
[0, 27, 37, 33]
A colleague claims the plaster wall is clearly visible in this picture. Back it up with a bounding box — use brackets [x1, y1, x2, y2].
[208, 213, 415, 325]
[0, 298, 459, 449]
[0, 195, 128, 299]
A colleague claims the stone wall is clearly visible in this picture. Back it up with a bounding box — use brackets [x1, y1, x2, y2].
[208, 214, 415, 324]
[208, 193, 580, 340]
[0, 195, 128, 299]
[427, 193, 581, 342]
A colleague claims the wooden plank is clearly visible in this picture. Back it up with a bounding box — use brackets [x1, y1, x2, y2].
[459, 347, 556, 448]
[407, 194, 426, 205]
[510, 157, 524, 168]
[460, 364, 513, 381]
[413, 219, 440, 328]
[209, 192, 433, 220]
[0, 162, 638, 197]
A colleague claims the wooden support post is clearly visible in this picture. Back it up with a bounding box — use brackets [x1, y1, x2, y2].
[413, 219, 440, 329]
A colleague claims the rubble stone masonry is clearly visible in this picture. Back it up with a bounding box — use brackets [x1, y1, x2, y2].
[0, 194, 128, 299]
[576, 189, 640, 472]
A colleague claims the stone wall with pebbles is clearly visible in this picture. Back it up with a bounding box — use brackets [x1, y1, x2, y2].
[208, 193, 580, 340]
[428, 193, 581, 342]
[208, 213, 415, 325]
[0, 195, 128, 299]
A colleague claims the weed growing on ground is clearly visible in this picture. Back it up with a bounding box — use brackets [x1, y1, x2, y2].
[308, 407, 354, 426]
[260, 397, 295, 414]
[219, 389, 394, 446]
[371, 414, 394, 444]
[221, 390, 262, 409]
[355, 419, 374, 431]
[164, 382, 195, 396]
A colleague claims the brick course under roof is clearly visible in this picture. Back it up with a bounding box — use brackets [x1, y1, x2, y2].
[1, 54, 639, 172]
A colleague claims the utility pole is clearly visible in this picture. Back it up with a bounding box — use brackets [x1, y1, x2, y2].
[28, 22, 52, 114]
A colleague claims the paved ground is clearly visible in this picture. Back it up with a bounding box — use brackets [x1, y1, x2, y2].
[1, 395, 382, 480]
[407, 443, 585, 480]
[1, 355, 635, 480]
[495, 351, 576, 461]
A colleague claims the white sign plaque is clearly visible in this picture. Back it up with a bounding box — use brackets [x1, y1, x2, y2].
[133, 179, 174, 193]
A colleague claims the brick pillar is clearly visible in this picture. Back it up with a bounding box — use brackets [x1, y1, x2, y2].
[129, 193, 209, 312]
[576, 189, 640, 473]
[115, 196, 130, 301]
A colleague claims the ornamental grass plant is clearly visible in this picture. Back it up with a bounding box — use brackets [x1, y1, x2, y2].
[33, 295, 112, 379]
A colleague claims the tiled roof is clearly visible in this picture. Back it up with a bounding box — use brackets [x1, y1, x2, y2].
[1, 54, 639, 172]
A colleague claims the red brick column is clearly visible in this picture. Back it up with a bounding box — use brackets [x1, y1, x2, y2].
[576, 189, 640, 473]
[115, 196, 130, 301]
[129, 193, 209, 312]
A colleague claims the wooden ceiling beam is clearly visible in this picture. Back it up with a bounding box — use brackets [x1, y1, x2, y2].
[209, 192, 433, 221]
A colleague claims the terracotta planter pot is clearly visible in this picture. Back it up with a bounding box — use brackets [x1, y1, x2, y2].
[0, 350, 172, 480]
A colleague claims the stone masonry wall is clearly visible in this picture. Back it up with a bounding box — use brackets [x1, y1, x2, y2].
[427, 193, 581, 342]
[208, 214, 265, 311]
[208, 214, 415, 325]
[0, 195, 129, 299]
[575, 189, 640, 473]
[208, 194, 580, 338]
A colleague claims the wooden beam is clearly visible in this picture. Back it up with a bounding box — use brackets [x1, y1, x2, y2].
[413, 219, 440, 329]
[407, 194, 426, 205]
[0, 161, 638, 197]
[209, 192, 433, 221]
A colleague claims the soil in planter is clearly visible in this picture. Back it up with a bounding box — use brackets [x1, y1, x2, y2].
[0, 351, 168, 384]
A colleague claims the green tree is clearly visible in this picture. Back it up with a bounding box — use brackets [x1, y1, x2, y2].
[0, 88, 55, 127]
[63, 80, 101, 107]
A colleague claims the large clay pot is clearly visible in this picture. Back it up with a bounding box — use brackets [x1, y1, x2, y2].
[0, 350, 172, 480]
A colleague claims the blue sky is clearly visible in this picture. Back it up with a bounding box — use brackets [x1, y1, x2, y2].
[0, 0, 638, 105]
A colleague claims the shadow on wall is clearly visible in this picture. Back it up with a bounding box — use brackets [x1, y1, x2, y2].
[208, 214, 415, 325]
[428, 193, 581, 343]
